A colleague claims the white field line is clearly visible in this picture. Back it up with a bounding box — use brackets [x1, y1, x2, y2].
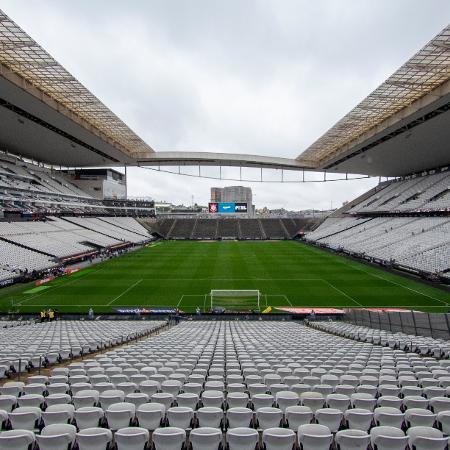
[321, 279, 363, 307]
[107, 279, 143, 306]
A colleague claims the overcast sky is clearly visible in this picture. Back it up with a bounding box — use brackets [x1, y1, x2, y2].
[2, 1, 450, 209]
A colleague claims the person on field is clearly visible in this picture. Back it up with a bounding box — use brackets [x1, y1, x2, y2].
[48, 309, 54, 321]
[40, 310, 46, 322]
[88, 307, 94, 320]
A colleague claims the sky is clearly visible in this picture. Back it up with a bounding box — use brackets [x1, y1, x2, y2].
[2, 1, 450, 210]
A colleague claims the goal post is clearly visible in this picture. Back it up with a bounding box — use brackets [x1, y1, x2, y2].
[209, 289, 261, 311]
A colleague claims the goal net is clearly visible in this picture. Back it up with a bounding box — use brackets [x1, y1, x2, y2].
[209, 289, 261, 311]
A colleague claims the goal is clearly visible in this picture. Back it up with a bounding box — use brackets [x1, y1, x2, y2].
[209, 289, 261, 311]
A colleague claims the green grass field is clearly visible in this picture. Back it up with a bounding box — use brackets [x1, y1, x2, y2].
[0, 240, 449, 314]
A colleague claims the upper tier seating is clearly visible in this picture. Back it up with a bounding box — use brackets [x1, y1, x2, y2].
[348, 170, 450, 213]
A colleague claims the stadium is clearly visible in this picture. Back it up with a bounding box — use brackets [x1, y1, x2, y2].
[0, 5, 449, 450]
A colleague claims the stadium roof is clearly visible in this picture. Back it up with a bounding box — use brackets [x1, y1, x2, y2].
[0, 10, 154, 164]
[0, 10, 449, 177]
[297, 25, 450, 175]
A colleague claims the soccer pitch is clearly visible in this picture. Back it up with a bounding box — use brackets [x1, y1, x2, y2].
[0, 240, 449, 314]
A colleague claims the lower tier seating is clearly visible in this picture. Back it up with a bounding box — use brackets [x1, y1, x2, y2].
[1, 320, 450, 450]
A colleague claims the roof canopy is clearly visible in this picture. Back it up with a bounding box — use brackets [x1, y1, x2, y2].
[297, 25, 450, 169]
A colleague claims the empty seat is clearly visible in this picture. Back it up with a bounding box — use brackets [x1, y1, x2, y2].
[256, 407, 283, 429]
[0, 430, 35, 450]
[190, 427, 222, 450]
[197, 407, 223, 428]
[167, 406, 194, 429]
[136, 402, 165, 430]
[106, 402, 135, 431]
[335, 429, 370, 450]
[263, 427, 296, 450]
[76, 427, 113, 450]
[226, 427, 258, 450]
[153, 426, 185, 450]
[227, 407, 253, 428]
[297, 424, 333, 450]
[36, 424, 77, 450]
[115, 427, 150, 450]
[42, 404, 75, 426]
[74, 407, 104, 430]
[407, 426, 449, 450]
[370, 426, 408, 450]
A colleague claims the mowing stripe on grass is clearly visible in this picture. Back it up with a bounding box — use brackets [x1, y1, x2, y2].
[337, 257, 449, 306]
[15, 267, 105, 307]
[23, 286, 51, 294]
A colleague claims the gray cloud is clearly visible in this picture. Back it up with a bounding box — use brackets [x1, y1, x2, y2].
[2, 0, 449, 208]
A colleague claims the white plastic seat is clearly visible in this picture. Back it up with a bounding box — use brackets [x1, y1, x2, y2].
[136, 402, 165, 430]
[227, 407, 253, 428]
[297, 423, 332, 450]
[197, 406, 224, 428]
[115, 427, 150, 450]
[370, 426, 408, 450]
[190, 427, 222, 450]
[23, 383, 46, 395]
[74, 407, 104, 430]
[430, 397, 450, 414]
[251, 393, 274, 410]
[227, 392, 249, 409]
[106, 402, 136, 431]
[46, 393, 71, 406]
[377, 396, 403, 409]
[73, 390, 100, 409]
[125, 392, 149, 408]
[285, 405, 313, 430]
[326, 394, 350, 412]
[315, 408, 343, 433]
[17, 394, 44, 408]
[344, 408, 373, 432]
[167, 406, 194, 429]
[76, 427, 113, 450]
[374, 407, 404, 428]
[256, 407, 283, 430]
[300, 392, 325, 412]
[405, 408, 436, 428]
[176, 392, 199, 409]
[151, 392, 174, 410]
[138, 380, 160, 396]
[275, 391, 299, 412]
[0, 395, 17, 412]
[0, 429, 35, 450]
[153, 426, 185, 450]
[226, 427, 258, 450]
[99, 389, 125, 410]
[36, 423, 77, 450]
[350, 393, 377, 411]
[335, 429, 370, 450]
[263, 427, 296, 450]
[8, 406, 41, 430]
[407, 426, 449, 450]
[42, 404, 75, 426]
[201, 390, 224, 408]
[0, 382, 24, 397]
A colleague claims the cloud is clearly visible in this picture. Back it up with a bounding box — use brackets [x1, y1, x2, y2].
[1, 0, 449, 208]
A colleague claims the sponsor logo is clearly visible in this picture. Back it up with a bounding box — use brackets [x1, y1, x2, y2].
[209, 202, 218, 213]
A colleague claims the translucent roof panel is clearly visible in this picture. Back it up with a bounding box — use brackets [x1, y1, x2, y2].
[0, 10, 154, 158]
[297, 25, 450, 168]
